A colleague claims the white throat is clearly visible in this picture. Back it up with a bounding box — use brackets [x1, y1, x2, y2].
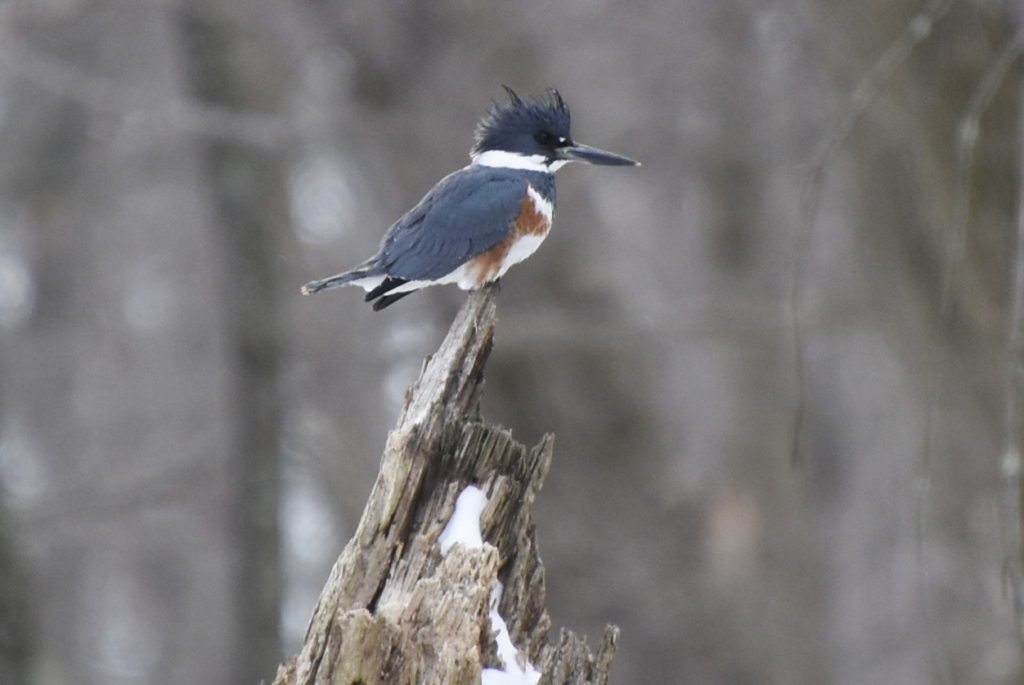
[472, 150, 567, 172]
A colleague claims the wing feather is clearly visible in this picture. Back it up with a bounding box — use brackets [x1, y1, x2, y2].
[378, 166, 528, 281]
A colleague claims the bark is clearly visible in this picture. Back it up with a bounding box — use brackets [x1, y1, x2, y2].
[275, 284, 618, 685]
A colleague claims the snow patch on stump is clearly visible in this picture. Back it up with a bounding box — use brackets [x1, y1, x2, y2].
[439, 485, 541, 684]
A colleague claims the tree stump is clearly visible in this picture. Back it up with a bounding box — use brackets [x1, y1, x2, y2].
[275, 285, 618, 685]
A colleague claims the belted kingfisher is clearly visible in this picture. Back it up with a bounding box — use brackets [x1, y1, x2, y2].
[301, 87, 639, 310]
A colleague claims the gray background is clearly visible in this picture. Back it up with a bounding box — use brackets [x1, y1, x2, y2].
[1, 0, 1023, 683]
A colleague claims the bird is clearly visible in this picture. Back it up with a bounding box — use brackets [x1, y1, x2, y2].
[300, 86, 639, 310]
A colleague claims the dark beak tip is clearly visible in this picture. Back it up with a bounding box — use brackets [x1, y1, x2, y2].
[601, 156, 641, 167]
[564, 143, 640, 167]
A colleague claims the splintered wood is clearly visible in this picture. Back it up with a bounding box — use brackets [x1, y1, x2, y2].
[275, 285, 618, 685]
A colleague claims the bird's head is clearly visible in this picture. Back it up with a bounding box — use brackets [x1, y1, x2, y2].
[472, 86, 639, 171]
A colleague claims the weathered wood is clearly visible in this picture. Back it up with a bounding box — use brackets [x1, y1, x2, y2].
[275, 284, 618, 685]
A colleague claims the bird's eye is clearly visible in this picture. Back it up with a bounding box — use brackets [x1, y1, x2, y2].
[534, 131, 559, 147]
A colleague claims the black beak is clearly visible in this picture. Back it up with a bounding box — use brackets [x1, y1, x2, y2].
[559, 142, 640, 167]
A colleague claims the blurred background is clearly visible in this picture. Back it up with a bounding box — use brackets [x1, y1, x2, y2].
[2, 0, 1024, 683]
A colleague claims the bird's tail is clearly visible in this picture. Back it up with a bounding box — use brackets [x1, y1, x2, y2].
[300, 266, 379, 296]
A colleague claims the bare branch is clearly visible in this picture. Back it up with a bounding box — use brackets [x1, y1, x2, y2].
[0, 19, 296, 148]
[1000, 31, 1024, 642]
[790, 0, 957, 463]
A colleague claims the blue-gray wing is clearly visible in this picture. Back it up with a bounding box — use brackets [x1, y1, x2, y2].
[377, 166, 527, 281]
